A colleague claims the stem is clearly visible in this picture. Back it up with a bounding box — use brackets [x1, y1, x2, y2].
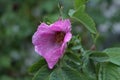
[98, 63, 102, 80]
[58, 0, 63, 17]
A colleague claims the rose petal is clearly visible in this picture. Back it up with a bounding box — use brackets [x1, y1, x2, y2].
[35, 42, 62, 69]
[63, 19, 71, 32]
[32, 29, 55, 45]
[64, 32, 72, 42]
[61, 42, 67, 54]
[33, 33, 56, 54]
[45, 48, 62, 69]
[50, 19, 71, 32]
[37, 23, 49, 31]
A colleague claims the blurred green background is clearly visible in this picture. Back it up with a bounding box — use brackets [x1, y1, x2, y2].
[0, 0, 120, 80]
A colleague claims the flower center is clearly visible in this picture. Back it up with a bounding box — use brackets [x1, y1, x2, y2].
[55, 31, 65, 43]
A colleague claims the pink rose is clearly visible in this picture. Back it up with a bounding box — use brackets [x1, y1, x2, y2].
[32, 19, 72, 69]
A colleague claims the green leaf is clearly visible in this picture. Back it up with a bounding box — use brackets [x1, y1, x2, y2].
[68, 5, 85, 17]
[69, 0, 97, 34]
[66, 52, 81, 65]
[99, 63, 120, 80]
[62, 66, 83, 80]
[28, 57, 47, 73]
[74, 0, 88, 9]
[68, 9, 75, 17]
[65, 60, 81, 71]
[92, 33, 99, 43]
[32, 65, 52, 80]
[49, 66, 93, 80]
[49, 68, 65, 80]
[71, 45, 81, 50]
[62, 65, 95, 80]
[90, 51, 109, 62]
[81, 51, 97, 80]
[104, 48, 120, 66]
[82, 61, 96, 80]
[73, 12, 97, 34]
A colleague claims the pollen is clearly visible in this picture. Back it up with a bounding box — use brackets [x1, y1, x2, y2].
[55, 31, 65, 43]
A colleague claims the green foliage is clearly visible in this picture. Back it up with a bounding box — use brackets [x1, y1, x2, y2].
[96, 48, 120, 80]
[74, 0, 88, 9]
[66, 51, 81, 64]
[30, 40, 120, 80]
[49, 68, 64, 80]
[32, 65, 52, 80]
[90, 51, 109, 62]
[31, 38, 120, 80]
[104, 48, 120, 66]
[61, 66, 82, 80]
[32, 60, 94, 80]
[73, 12, 97, 34]
[69, 0, 97, 34]
[98, 63, 120, 80]
[29, 57, 47, 73]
